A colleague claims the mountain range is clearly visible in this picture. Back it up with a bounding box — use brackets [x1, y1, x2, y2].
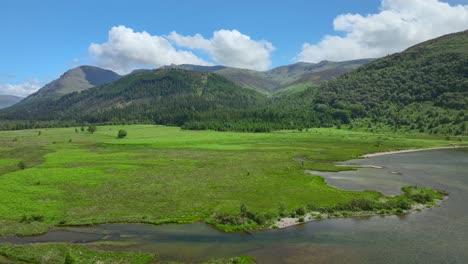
[0, 95, 23, 109]
[0, 30, 467, 135]
[164, 59, 373, 94]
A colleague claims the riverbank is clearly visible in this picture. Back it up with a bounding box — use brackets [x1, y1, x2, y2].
[361, 145, 466, 158]
[273, 196, 445, 229]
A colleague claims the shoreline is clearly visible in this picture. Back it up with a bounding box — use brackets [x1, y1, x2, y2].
[273, 198, 445, 229]
[361, 145, 466, 158]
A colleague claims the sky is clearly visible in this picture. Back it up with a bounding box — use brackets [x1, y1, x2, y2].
[1, 0, 468, 97]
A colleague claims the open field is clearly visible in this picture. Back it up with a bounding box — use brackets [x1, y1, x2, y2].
[0, 125, 464, 237]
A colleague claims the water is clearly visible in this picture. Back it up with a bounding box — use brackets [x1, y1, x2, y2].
[1, 149, 467, 263]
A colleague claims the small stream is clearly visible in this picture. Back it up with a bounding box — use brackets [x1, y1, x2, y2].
[1, 149, 467, 263]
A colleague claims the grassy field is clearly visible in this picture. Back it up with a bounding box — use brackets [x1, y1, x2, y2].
[0, 243, 255, 264]
[0, 125, 464, 237]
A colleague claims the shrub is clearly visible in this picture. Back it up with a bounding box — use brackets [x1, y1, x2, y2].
[20, 214, 44, 223]
[18, 160, 26, 170]
[279, 202, 287, 217]
[88, 125, 97, 134]
[253, 214, 266, 225]
[295, 207, 306, 216]
[307, 204, 318, 211]
[118, 129, 127, 138]
[240, 204, 248, 217]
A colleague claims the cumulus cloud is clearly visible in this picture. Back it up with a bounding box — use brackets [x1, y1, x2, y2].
[0, 79, 41, 97]
[89, 26, 274, 73]
[297, 0, 468, 62]
[89, 26, 212, 74]
[168, 30, 274, 71]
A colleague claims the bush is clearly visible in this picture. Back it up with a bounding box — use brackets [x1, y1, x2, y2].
[18, 160, 26, 170]
[118, 129, 127, 138]
[20, 214, 44, 223]
[87, 125, 97, 134]
[253, 214, 266, 225]
[279, 202, 287, 217]
[295, 207, 306, 216]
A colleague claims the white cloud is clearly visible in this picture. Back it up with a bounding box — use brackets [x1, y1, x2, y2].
[89, 26, 274, 73]
[168, 30, 275, 71]
[89, 26, 212, 74]
[0, 79, 41, 97]
[297, 0, 468, 62]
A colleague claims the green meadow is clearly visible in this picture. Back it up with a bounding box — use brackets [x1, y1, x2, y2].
[0, 125, 463, 236]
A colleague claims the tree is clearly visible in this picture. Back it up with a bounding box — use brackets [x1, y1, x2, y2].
[87, 125, 97, 134]
[117, 129, 127, 138]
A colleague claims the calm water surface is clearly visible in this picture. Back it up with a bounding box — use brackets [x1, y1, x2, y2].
[2, 149, 467, 263]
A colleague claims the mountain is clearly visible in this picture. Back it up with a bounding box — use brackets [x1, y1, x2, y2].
[162, 64, 226, 72]
[0, 69, 267, 129]
[1, 31, 467, 135]
[165, 59, 373, 94]
[0, 95, 23, 109]
[3, 65, 121, 115]
[277, 30, 468, 134]
[26, 65, 121, 100]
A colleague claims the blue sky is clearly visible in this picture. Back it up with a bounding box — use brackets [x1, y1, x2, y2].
[1, 0, 468, 96]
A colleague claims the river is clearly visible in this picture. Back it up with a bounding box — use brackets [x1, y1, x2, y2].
[1, 149, 467, 263]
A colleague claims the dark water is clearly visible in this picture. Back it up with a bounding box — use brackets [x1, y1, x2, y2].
[1, 149, 468, 263]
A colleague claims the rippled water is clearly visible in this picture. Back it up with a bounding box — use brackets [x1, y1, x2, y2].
[2, 149, 467, 263]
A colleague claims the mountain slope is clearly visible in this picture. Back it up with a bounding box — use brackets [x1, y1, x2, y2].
[165, 60, 373, 94]
[282, 30, 468, 134]
[0, 95, 23, 109]
[27, 65, 121, 100]
[1, 69, 267, 128]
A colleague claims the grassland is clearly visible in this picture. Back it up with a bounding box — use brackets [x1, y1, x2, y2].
[0, 125, 464, 237]
[0, 243, 255, 264]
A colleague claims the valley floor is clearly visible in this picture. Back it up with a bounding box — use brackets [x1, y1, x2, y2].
[0, 125, 465, 262]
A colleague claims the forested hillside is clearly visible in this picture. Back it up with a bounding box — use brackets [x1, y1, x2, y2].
[299, 30, 468, 135]
[0, 31, 466, 134]
[0, 69, 269, 131]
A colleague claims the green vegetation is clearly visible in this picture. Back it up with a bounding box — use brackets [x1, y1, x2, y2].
[0, 243, 255, 264]
[170, 60, 371, 93]
[87, 125, 97, 134]
[0, 243, 155, 264]
[0, 31, 466, 135]
[287, 30, 468, 135]
[209, 186, 445, 230]
[0, 125, 461, 236]
[118, 129, 128, 138]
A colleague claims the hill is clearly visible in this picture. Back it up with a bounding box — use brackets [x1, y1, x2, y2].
[165, 59, 372, 94]
[1, 65, 121, 118]
[278, 30, 468, 135]
[26, 65, 121, 100]
[0, 69, 268, 130]
[0, 95, 23, 109]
